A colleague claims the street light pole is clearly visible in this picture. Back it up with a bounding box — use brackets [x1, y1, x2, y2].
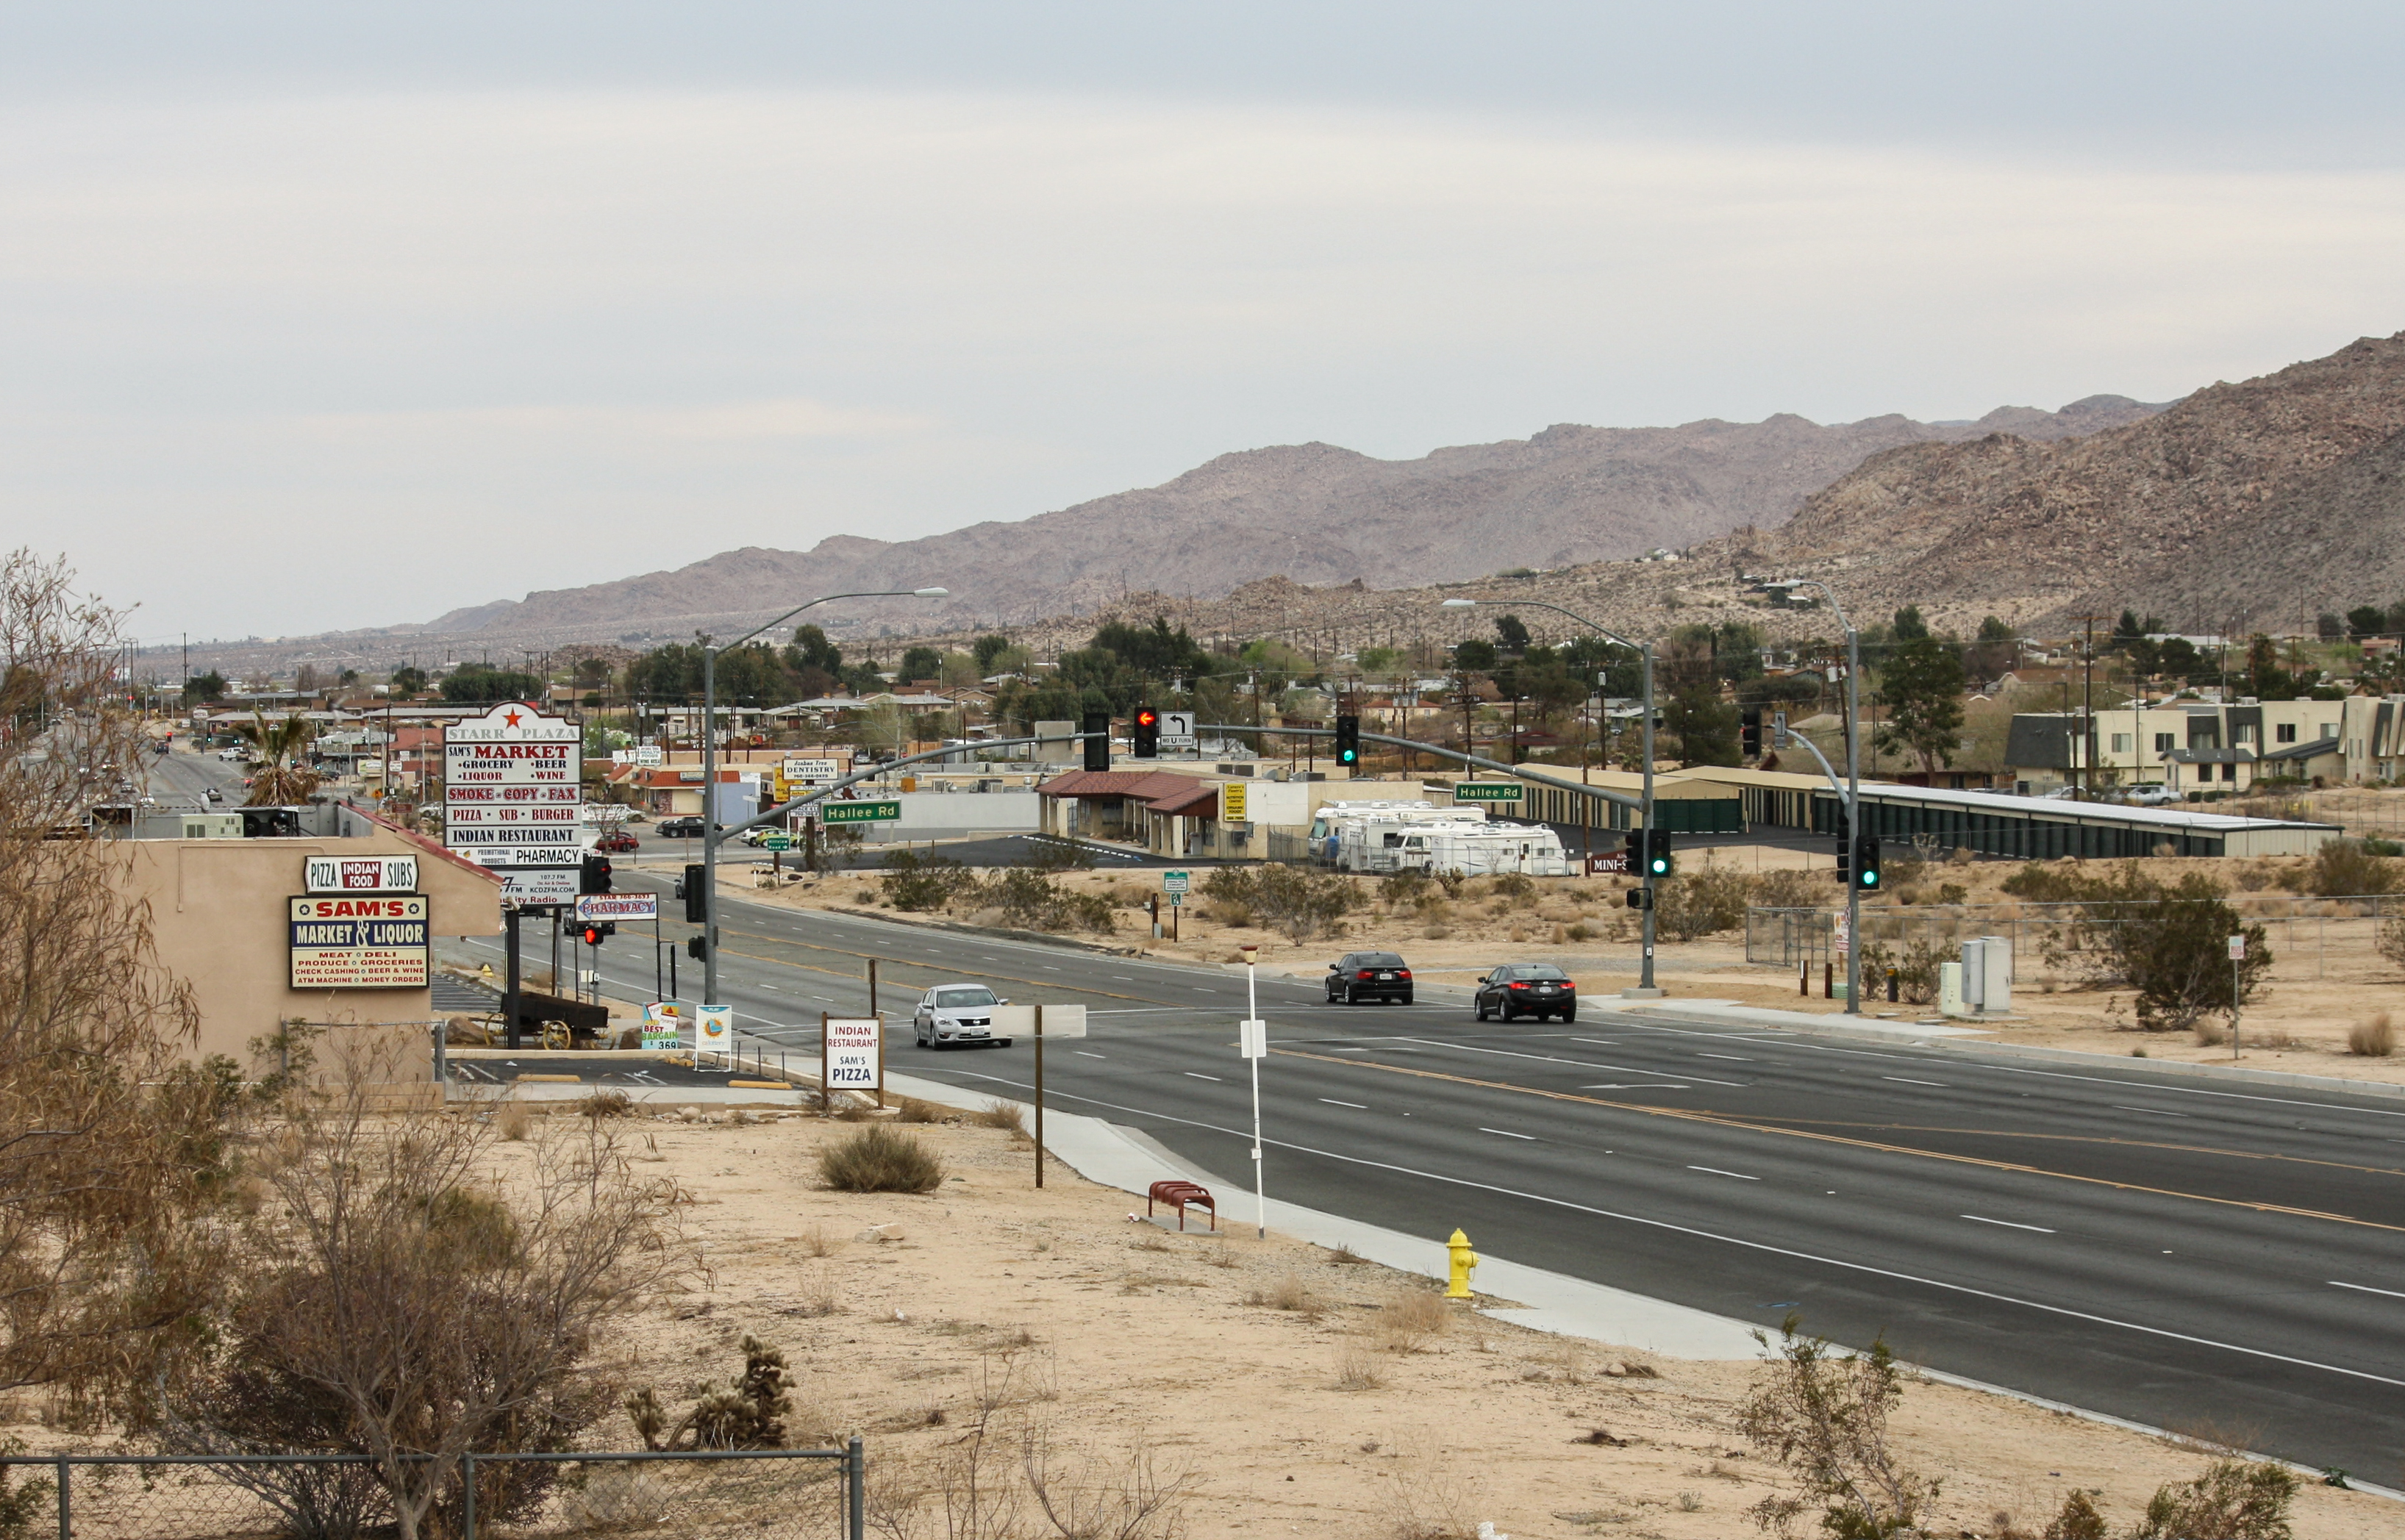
[701, 587, 948, 1005]
[1443, 598, 1660, 995]
[1770, 581, 1863, 1015]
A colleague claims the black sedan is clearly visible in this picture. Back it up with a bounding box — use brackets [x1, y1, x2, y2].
[1325, 951, 1413, 1005]
[1473, 963, 1576, 1022]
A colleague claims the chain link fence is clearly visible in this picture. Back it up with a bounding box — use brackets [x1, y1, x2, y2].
[1748, 893, 2404, 984]
[27, 1444, 863, 1540]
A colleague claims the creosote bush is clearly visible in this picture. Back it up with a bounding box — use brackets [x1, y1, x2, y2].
[1734, 1315, 1940, 1539]
[816, 1124, 946, 1195]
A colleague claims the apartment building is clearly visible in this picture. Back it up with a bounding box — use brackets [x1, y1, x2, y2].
[2006, 696, 2405, 794]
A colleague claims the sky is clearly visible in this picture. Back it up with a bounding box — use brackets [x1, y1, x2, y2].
[7, 3, 2405, 648]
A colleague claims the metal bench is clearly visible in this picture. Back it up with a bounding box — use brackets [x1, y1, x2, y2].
[1146, 1180, 1216, 1232]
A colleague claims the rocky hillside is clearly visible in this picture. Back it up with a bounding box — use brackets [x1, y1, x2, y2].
[416, 398, 2158, 644]
[1748, 332, 2405, 631]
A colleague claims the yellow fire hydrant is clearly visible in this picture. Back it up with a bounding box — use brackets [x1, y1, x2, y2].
[1445, 1228, 1479, 1299]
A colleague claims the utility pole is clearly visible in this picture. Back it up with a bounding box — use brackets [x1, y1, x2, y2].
[2069, 615, 2108, 801]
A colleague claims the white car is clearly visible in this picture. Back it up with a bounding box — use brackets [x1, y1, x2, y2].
[911, 984, 1013, 1050]
[2121, 784, 2177, 806]
[217, 746, 248, 762]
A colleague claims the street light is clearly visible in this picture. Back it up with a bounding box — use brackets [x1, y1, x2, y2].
[1237, 942, 1267, 1239]
[1763, 579, 1864, 1016]
[700, 587, 948, 1006]
[1442, 596, 1662, 997]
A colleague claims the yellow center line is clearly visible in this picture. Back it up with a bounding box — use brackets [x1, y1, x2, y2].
[1269, 1047, 2404, 1233]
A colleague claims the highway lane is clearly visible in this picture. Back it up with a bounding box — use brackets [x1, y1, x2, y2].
[474, 873, 2405, 1477]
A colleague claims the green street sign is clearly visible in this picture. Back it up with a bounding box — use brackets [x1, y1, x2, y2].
[1162, 869, 1190, 893]
[1453, 782, 1523, 803]
[820, 799, 901, 825]
[760, 832, 794, 850]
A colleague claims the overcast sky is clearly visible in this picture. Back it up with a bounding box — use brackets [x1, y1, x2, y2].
[8, 3, 2405, 647]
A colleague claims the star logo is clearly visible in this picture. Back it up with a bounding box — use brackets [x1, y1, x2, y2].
[501, 709, 523, 727]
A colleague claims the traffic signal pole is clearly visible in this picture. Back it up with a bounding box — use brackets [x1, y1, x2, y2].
[1634, 640, 1660, 997]
[1766, 579, 1864, 1016]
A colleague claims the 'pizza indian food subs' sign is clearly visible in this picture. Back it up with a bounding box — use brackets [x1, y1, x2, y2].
[288, 894, 429, 989]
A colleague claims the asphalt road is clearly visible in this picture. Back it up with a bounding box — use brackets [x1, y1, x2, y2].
[439, 872, 2405, 1480]
[146, 747, 249, 808]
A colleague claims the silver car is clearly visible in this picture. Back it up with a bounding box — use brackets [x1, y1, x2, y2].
[912, 984, 1013, 1050]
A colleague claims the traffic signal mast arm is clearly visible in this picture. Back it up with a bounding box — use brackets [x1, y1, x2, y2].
[713, 731, 1108, 844]
[1189, 724, 1643, 814]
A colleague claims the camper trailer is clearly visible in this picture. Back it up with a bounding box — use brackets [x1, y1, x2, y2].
[1309, 800, 1488, 871]
[1390, 820, 1569, 877]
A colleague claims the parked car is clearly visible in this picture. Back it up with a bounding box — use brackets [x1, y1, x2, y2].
[1325, 951, 1413, 1005]
[1473, 963, 1576, 1023]
[2120, 784, 2177, 806]
[656, 815, 706, 838]
[912, 984, 1013, 1049]
[595, 830, 640, 853]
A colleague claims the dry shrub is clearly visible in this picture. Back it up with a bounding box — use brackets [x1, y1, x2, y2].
[2348, 1013, 2395, 1057]
[2295, 838, 2399, 898]
[1737, 1317, 1940, 1540]
[2127, 1458, 2296, 1539]
[2195, 1018, 2230, 1047]
[497, 1101, 533, 1142]
[1243, 1273, 1321, 1318]
[1374, 1433, 1486, 1540]
[895, 1097, 946, 1124]
[1330, 1343, 1386, 1392]
[576, 1089, 634, 1119]
[2378, 913, 2405, 977]
[1374, 1289, 1451, 1354]
[625, 1334, 796, 1450]
[1326, 1242, 1370, 1266]
[971, 1099, 1027, 1134]
[161, 1037, 675, 1540]
[1421, 923, 1452, 940]
[816, 1125, 946, 1195]
[1654, 865, 1757, 941]
[1565, 922, 1596, 942]
[799, 1223, 840, 1258]
[1751, 867, 1822, 909]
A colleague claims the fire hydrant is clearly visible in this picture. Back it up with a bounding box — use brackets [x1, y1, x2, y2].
[1445, 1228, 1479, 1300]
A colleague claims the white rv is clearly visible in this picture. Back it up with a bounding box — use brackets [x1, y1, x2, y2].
[1309, 800, 1489, 871]
[1390, 820, 1569, 877]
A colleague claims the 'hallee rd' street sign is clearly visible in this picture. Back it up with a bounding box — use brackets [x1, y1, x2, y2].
[1453, 781, 1523, 803]
[818, 799, 901, 825]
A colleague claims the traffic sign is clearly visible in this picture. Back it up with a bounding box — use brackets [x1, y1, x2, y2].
[1453, 782, 1523, 803]
[1162, 870, 1191, 893]
[574, 892, 657, 923]
[1168, 892, 1184, 907]
[760, 832, 794, 850]
[1158, 709, 1196, 748]
[820, 799, 900, 825]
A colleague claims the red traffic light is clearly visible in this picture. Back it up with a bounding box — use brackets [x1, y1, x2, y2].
[582, 926, 601, 945]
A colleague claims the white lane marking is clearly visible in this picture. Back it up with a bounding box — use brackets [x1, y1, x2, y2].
[2330, 1281, 2405, 1299]
[1481, 1128, 1537, 1140]
[1184, 1072, 1223, 1081]
[1075, 1051, 1106, 1059]
[1962, 1215, 2056, 1233]
[2113, 1104, 2190, 1117]
[1112, 975, 1134, 981]
[1698, 1053, 1754, 1061]
[760, 984, 779, 990]
[1319, 1098, 1368, 1109]
[1687, 1165, 1759, 1181]
[1327, 1047, 1369, 1052]
[1582, 1083, 1694, 1090]
[1883, 1076, 1948, 1087]
[1043, 965, 1061, 971]
[1399, 1036, 1746, 1086]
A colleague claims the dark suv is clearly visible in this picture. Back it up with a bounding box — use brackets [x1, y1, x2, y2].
[1473, 963, 1576, 1023]
[656, 816, 706, 838]
[1326, 952, 1413, 1005]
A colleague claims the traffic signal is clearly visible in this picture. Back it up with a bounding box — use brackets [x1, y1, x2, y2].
[580, 921, 616, 946]
[1333, 713, 1361, 767]
[580, 853, 613, 894]
[1624, 887, 1654, 910]
[682, 863, 707, 923]
[1640, 828, 1673, 879]
[1854, 835, 1883, 892]
[1082, 709, 1112, 773]
[1740, 708, 1762, 759]
[1132, 707, 1160, 759]
[687, 934, 709, 961]
[1834, 836, 1851, 884]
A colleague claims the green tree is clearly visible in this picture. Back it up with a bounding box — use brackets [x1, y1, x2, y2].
[438, 665, 544, 705]
[387, 666, 427, 696]
[182, 670, 226, 704]
[1891, 604, 1929, 642]
[1090, 616, 1212, 681]
[1873, 637, 1968, 774]
[1453, 637, 1498, 673]
[235, 712, 321, 805]
[971, 634, 1014, 674]
[2347, 605, 2389, 640]
[1660, 628, 1737, 767]
[789, 624, 843, 676]
[898, 646, 943, 681]
[1492, 614, 1532, 654]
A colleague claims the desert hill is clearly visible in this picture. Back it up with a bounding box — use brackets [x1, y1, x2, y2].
[1747, 332, 2405, 631]
[415, 398, 2158, 645]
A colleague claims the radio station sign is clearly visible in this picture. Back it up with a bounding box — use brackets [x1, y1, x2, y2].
[443, 703, 583, 896]
[304, 855, 418, 893]
[574, 893, 658, 923]
[1453, 782, 1524, 803]
[288, 894, 428, 989]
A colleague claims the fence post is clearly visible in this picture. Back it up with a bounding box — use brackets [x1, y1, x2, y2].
[462, 1453, 475, 1540]
[848, 1436, 865, 1540]
[54, 1458, 66, 1540]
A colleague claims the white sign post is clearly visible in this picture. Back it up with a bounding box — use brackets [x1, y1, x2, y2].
[822, 1017, 882, 1105]
[2229, 934, 2245, 1059]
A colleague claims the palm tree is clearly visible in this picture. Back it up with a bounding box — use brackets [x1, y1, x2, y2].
[236, 712, 321, 806]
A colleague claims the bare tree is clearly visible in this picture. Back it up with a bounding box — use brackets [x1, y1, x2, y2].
[0, 549, 227, 1411]
[166, 1036, 676, 1540]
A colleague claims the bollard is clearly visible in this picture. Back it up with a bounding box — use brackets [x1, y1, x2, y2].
[1798, 959, 1808, 997]
[1887, 967, 1900, 1004]
[1445, 1228, 1479, 1300]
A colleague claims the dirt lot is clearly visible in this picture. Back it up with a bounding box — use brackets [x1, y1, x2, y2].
[740, 843, 2405, 1084]
[460, 1104, 2399, 1538]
